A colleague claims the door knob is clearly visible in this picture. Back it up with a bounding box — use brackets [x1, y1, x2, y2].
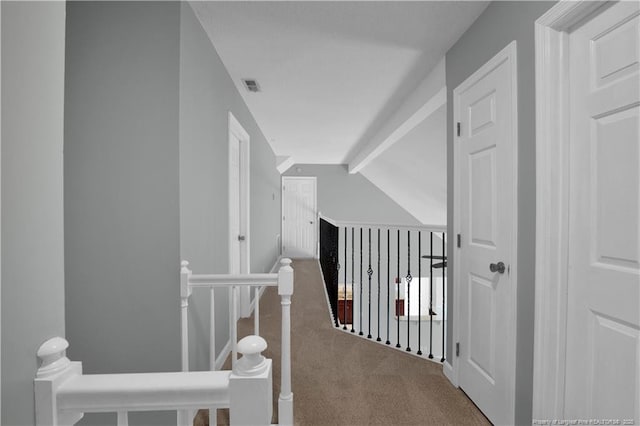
[310, 221, 314, 224]
[490, 261, 505, 274]
[238, 235, 245, 241]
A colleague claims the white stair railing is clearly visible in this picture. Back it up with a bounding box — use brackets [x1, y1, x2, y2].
[34, 258, 294, 426]
[34, 335, 271, 426]
[180, 257, 294, 426]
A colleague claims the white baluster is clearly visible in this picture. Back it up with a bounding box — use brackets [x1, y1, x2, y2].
[229, 336, 272, 425]
[180, 260, 192, 372]
[178, 261, 192, 426]
[117, 411, 129, 426]
[254, 286, 260, 336]
[209, 285, 218, 426]
[210, 287, 216, 371]
[35, 337, 83, 426]
[231, 285, 238, 369]
[277, 258, 294, 426]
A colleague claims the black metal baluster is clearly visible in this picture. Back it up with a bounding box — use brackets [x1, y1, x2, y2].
[441, 232, 446, 363]
[377, 229, 381, 342]
[343, 227, 348, 330]
[351, 227, 355, 333]
[359, 227, 363, 336]
[386, 229, 391, 345]
[367, 228, 373, 339]
[417, 231, 423, 356]
[429, 231, 434, 359]
[406, 230, 412, 352]
[396, 229, 401, 349]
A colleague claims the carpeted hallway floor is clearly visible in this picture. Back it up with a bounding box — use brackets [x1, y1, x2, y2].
[203, 259, 490, 425]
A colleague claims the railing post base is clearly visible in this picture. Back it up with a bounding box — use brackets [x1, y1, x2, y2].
[34, 337, 83, 426]
[229, 359, 272, 425]
[278, 394, 294, 426]
[229, 336, 273, 425]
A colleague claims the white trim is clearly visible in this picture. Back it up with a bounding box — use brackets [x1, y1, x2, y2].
[319, 214, 446, 234]
[214, 339, 233, 371]
[228, 112, 251, 317]
[316, 259, 339, 327]
[247, 256, 283, 314]
[452, 40, 518, 422]
[442, 361, 456, 387]
[532, 1, 608, 421]
[348, 86, 447, 174]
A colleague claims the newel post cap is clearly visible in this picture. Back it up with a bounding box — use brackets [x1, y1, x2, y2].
[234, 335, 269, 376]
[36, 337, 71, 378]
[278, 258, 294, 296]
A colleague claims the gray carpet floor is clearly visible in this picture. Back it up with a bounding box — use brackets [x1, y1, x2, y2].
[198, 259, 490, 426]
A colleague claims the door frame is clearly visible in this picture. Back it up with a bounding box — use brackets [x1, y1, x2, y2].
[228, 112, 251, 315]
[450, 41, 519, 421]
[532, 1, 609, 420]
[281, 176, 318, 258]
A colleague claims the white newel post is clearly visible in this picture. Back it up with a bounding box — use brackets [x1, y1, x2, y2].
[229, 335, 273, 425]
[277, 258, 294, 426]
[179, 261, 193, 426]
[34, 337, 83, 426]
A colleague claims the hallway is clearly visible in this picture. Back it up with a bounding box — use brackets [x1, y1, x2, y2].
[214, 259, 489, 425]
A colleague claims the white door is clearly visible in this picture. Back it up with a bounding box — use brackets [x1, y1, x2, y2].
[282, 176, 317, 258]
[454, 41, 517, 425]
[229, 132, 242, 274]
[228, 112, 250, 317]
[565, 2, 639, 421]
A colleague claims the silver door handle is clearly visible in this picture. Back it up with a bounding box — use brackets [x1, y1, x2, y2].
[490, 262, 505, 274]
[238, 235, 245, 241]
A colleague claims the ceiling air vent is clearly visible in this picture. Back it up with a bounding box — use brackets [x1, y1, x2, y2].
[242, 78, 261, 93]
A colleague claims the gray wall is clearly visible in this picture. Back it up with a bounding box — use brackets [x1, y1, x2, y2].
[1, 2, 66, 425]
[64, 2, 181, 425]
[445, 2, 555, 424]
[284, 164, 420, 225]
[179, 3, 281, 371]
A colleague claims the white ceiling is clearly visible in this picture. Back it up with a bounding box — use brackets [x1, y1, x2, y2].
[191, 1, 488, 164]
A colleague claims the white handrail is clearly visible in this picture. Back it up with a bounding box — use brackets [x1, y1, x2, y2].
[34, 335, 273, 426]
[319, 213, 446, 233]
[188, 273, 278, 287]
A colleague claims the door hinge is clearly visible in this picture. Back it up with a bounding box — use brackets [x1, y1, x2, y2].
[283, 216, 285, 221]
[282, 185, 285, 191]
[457, 234, 461, 248]
[456, 342, 460, 357]
[457, 122, 461, 137]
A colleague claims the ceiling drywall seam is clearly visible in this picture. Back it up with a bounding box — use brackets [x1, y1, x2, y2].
[348, 59, 446, 174]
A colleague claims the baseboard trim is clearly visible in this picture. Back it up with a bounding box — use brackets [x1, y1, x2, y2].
[214, 338, 232, 371]
[247, 256, 282, 314]
[316, 259, 338, 327]
[269, 256, 283, 273]
[443, 360, 457, 386]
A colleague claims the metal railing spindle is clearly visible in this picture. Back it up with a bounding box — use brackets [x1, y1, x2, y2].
[417, 232, 423, 356]
[377, 229, 381, 342]
[396, 229, 401, 349]
[441, 232, 446, 363]
[406, 230, 412, 352]
[359, 227, 364, 336]
[367, 228, 373, 339]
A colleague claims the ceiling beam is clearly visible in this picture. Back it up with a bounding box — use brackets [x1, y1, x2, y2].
[349, 87, 446, 174]
[348, 58, 446, 174]
[276, 156, 295, 174]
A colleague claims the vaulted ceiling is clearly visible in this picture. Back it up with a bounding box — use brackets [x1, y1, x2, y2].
[190, 1, 489, 164]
